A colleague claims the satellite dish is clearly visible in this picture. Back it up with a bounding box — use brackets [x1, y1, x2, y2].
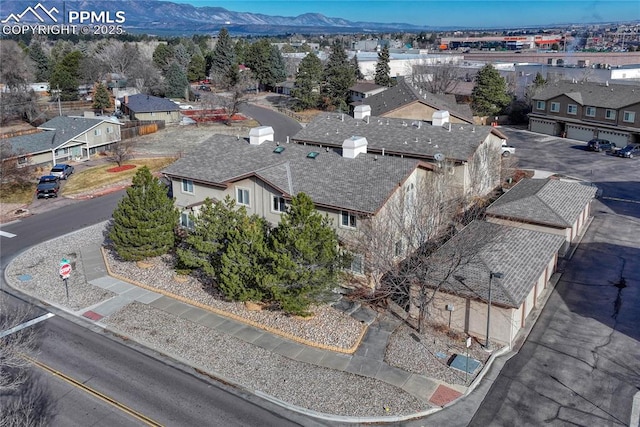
[434, 153, 445, 162]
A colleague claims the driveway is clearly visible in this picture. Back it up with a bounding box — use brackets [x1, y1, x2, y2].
[465, 128, 640, 426]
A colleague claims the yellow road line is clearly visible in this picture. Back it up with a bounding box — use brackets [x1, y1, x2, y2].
[24, 355, 163, 427]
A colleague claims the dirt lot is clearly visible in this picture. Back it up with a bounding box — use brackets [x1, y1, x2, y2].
[0, 122, 252, 224]
[130, 121, 258, 157]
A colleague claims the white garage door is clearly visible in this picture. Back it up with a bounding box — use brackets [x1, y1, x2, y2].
[597, 130, 629, 146]
[566, 125, 595, 142]
[530, 119, 556, 136]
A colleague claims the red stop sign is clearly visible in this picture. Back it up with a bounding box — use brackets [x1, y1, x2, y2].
[60, 263, 72, 278]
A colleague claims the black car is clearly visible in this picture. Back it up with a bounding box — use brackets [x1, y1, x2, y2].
[616, 144, 640, 158]
[36, 175, 60, 199]
[198, 85, 212, 91]
[587, 138, 616, 152]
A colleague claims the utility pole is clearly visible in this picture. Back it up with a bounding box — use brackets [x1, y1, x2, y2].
[57, 84, 62, 116]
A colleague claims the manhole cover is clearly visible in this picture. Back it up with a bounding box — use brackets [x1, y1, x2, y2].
[18, 274, 32, 282]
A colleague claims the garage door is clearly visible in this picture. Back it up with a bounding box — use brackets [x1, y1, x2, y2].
[597, 130, 629, 146]
[530, 118, 556, 136]
[566, 125, 595, 142]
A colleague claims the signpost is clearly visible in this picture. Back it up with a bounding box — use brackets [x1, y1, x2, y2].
[59, 259, 72, 300]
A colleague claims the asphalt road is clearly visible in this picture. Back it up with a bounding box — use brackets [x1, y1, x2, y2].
[468, 129, 640, 426]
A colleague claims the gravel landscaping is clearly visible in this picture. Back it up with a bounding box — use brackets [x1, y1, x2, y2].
[6, 221, 494, 419]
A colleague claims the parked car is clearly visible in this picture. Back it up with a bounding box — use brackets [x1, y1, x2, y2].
[36, 175, 60, 199]
[501, 141, 516, 157]
[587, 138, 616, 152]
[50, 163, 74, 179]
[198, 85, 212, 91]
[616, 144, 640, 158]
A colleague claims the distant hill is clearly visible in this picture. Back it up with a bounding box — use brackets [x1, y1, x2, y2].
[0, 0, 447, 35]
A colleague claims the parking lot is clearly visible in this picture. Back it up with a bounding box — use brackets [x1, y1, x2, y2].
[500, 127, 640, 205]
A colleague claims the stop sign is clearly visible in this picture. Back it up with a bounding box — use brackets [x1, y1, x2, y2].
[59, 263, 72, 279]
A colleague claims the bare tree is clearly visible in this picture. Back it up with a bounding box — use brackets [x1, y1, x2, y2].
[212, 69, 257, 125]
[467, 138, 502, 198]
[0, 299, 37, 395]
[0, 141, 35, 188]
[408, 58, 463, 95]
[107, 140, 134, 167]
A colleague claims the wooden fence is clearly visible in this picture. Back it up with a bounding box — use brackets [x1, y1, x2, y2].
[120, 120, 165, 140]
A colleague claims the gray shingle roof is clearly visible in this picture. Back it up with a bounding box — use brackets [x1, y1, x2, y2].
[357, 77, 474, 123]
[428, 220, 565, 308]
[350, 82, 386, 94]
[162, 134, 424, 214]
[532, 80, 640, 109]
[121, 94, 180, 113]
[292, 112, 497, 162]
[486, 178, 598, 228]
[6, 116, 117, 155]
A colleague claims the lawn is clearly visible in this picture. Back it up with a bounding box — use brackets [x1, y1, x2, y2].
[62, 157, 177, 196]
[0, 182, 36, 204]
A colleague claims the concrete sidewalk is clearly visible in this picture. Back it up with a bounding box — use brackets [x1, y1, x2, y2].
[75, 244, 461, 410]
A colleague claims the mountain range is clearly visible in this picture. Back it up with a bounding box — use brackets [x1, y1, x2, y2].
[1, 0, 441, 35]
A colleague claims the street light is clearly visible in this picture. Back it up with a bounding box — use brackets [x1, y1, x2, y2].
[485, 271, 504, 349]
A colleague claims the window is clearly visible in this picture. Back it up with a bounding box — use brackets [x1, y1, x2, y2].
[94, 128, 102, 136]
[394, 240, 404, 257]
[605, 109, 616, 120]
[341, 211, 357, 228]
[181, 179, 194, 194]
[567, 104, 577, 115]
[272, 196, 286, 213]
[623, 111, 636, 123]
[350, 254, 364, 275]
[536, 101, 546, 110]
[585, 106, 596, 117]
[180, 212, 194, 229]
[18, 156, 28, 165]
[106, 126, 113, 134]
[550, 102, 560, 113]
[237, 188, 250, 206]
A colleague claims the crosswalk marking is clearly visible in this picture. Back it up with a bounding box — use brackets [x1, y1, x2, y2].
[0, 313, 55, 338]
[0, 230, 16, 238]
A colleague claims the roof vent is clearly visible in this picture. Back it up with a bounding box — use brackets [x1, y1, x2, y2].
[433, 110, 450, 127]
[249, 126, 274, 145]
[342, 136, 368, 158]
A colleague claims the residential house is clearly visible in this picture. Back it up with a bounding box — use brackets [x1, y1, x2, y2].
[353, 77, 474, 124]
[162, 128, 435, 278]
[348, 82, 388, 104]
[485, 178, 598, 255]
[119, 94, 182, 124]
[418, 220, 565, 348]
[2, 115, 122, 166]
[529, 80, 640, 144]
[292, 109, 505, 200]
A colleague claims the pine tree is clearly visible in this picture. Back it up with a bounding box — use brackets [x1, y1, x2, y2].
[187, 54, 206, 82]
[351, 54, 364, 81]
[210, 28, 236, 87]
[471, 64, 512, 117]
[268, 193, 346, 316]
[176, 196, 242, 281]
[292, 53, 323, 110]
[219, 214, 271, 301]
[244, 40, 286, 90]
[92, 82, 111, 113]
[28, 41, 50, 82]
[164, 61, 189, 98]
[321, 40, 356, 112]
[374, 45, 393, 87]
[110, 166, 179, 261]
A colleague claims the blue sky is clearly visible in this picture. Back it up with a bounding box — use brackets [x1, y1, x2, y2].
[167, 0, 640, 28]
